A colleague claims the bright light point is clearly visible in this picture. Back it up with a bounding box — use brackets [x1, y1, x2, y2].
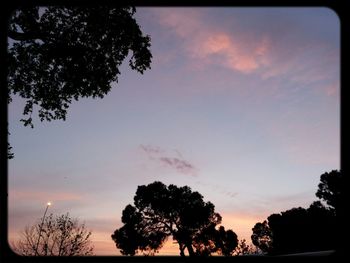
[47, 202, 51, 206]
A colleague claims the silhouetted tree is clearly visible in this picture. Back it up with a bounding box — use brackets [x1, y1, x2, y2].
[252, 202, 336, 255]
[214, 226, 238, 256]
[251, 220, 272, 254]
[192, 225, 238, 256]
[111, 204, 167, 256]
[316, 170, 343, 213]
[315, 170, 344, 254]
[251, 170, 342, 255]
[111, 181, 238, 256]
[7, 6, 152, 157]
[12, 213, 93, 256]
[191, 222, 218, 256]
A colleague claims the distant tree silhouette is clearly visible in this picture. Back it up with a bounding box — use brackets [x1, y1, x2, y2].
[233, 239, 262, 256]
[252, 202, 336, 255]
[251, 170, 342, 255]
[192, 225, 238, 256]
[7, 6, 152, 158]
[12, 213, 93, 256]
[111, 181, 238, 256]
[214, 226, 238, 256]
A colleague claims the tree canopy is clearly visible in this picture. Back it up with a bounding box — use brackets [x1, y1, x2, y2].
[252, 202, 336, 255]
[8, 6, 152, 127]
[6, 6, 152, 158]
[316, 170, 344, 213]
[111, 181, 238, 256]
[251, 220, 272, 254]
[251, 170, 341, 255]
[12, 213, 93, 256]
[315, 170, 344, 254]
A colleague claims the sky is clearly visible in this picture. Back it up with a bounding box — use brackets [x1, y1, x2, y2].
[8, 7, 340, 255]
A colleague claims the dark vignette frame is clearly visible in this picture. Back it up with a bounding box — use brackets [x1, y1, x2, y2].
[1, 0, 347, 263]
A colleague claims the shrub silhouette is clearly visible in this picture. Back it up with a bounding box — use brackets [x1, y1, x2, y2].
[12, 213, 93, 256]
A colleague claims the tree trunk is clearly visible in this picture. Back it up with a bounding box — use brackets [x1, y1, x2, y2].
[180, 250, 185, 257]
[186, 242, 195, 256]
[179, 243, 185, 257]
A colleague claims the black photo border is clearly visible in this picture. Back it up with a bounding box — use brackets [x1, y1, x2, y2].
[1, 0, 348, 262]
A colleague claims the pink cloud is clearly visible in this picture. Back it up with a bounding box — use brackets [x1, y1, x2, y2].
[192, 33, 271, 73]
[154, 9, 271, 74]
[153, 8, 338, 98]
[198, 34, 232, 56]
[156, 8, 201, 38]
[325, 81, 339, 97]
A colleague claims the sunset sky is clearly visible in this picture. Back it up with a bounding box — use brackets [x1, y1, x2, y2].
[8, 7, 340, 255]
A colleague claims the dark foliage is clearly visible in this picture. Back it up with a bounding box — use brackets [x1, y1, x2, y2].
[111, 181, 238, 257]
[233, 239, 262, 256]
[315, 170, 345, 254]
[270, 203, 335, 254]
[316, 170, 344, 213]
[214, 226, 239, 256]
[251, 170, 342, 255]
[251, 220, 272, 254]
[6, 6, 152, 158]
[8, 6, 151, 127]
[252, 202, 336, 255]
[192, 225, 238, 256]
[251, 191, 337, 254]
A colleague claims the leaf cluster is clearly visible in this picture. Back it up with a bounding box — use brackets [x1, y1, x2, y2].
[8, 6, 152, 127]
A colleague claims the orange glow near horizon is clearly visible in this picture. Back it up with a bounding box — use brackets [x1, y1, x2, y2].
[86, 212, 264, 255]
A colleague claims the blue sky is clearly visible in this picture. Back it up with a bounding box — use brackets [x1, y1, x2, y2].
[8, 7, 340, 255]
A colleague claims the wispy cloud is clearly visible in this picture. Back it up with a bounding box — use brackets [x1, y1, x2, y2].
[159, 157, 196, 176]
[195, 181, 238, 199]
[139, 144, 164, 156]
[154, 9, 270, 74]
[139, 144, 197, 176]
[189, 33, 270, 73]
[151, 8, 339, 97]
